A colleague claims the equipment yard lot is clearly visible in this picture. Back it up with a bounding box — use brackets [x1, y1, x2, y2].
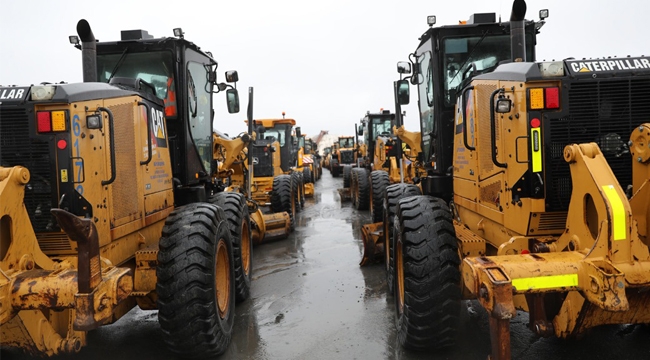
[4, 172, 650, 360]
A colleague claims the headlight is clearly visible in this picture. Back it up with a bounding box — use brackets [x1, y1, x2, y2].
[538, 61, 565, 77]
[31, 85, 56, 101]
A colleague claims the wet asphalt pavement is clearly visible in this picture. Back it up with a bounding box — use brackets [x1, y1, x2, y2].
[4, 171, 650, 360]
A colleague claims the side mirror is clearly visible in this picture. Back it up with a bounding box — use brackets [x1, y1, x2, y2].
[226, 88, 240, 114]
[357, 126, 364, 136]
[296, 126, 302, 139]
[396, 79, 410, 105]
[397, 61, 412, 75]
[225, 70, 239, 83]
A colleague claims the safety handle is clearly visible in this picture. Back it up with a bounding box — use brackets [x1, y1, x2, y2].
[138, 101, 153, 166]
[489, 89, 507, 169]
[461, 86, 476, 151]
[98, 107, 117, 185]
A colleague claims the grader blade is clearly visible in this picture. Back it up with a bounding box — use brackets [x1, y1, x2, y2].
[250, 208, 291, 244]
[360, 222, 383, 266]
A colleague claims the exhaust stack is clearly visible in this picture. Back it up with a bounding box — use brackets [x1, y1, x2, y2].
[76, 19, 97, 82]
[510, 0, 527, 62]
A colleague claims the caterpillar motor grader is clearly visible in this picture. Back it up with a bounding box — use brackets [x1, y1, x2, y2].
[248, 116, 304, 230]
[212, 91, 291, 245]
[330, 135, 357, 179]
[357, 105, 426, 265]
[0, 20, 256, 357]
[375, 1, 650, 359]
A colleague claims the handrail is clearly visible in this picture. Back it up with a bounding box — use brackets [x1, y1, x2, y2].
[461, 86, 475, 151]
[138, 102, 153, 166]
[489, 89, 507, 169]
[98, 107, 117, 185]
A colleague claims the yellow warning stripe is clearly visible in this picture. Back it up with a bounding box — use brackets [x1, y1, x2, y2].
[531, 128, 542, 173]
[601, 185, 626, 241]
[511, 273, 578, 291]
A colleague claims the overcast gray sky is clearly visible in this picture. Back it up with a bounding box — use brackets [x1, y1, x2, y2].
[1, 0, 648, 140]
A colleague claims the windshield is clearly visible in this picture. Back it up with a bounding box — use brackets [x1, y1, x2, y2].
[371, 117, 393, 137]
[442, 34, 533, 106]
[338, 138, 354, 148]
[97, 51, 176, 115]
[263, 124, 290, 147]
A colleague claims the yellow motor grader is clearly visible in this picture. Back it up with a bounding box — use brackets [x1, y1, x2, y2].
[366, 1, 650, 359]
[247, 116, 304, 229]
[0, 20, 256, 357]
[211, 91, 291, 246]
[357, 107, 425, 266]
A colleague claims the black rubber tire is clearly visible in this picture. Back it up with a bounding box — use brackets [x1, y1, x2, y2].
[384, 183, 421, 295]
[394, 195, 461, 350]
[209, 192, 252, 303]
[352, 168, 370, 210]
[156, 203, 235, 358]
[291, 171, 305, 210]
[271, 174, 295, 231]
[370, 171, 390, 223]
[343, 166, 352, 188]
[303, 166, 313, 184]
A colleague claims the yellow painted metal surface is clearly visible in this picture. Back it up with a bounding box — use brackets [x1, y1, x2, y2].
[511, 274, 578, 291]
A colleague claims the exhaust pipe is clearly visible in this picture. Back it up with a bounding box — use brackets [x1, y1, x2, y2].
[76, 19, 97, 82]
[510, 0, 527, 62]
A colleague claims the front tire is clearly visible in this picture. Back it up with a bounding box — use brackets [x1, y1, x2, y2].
[157, 203, 235, 358]
[370, 171, 389, 222]
[271, 174, 295, 231]
[384, 183, 421, 294]
[343, 166, 352, 188]
[209, 192, 252, 303]
[394, 195, 461, 350]
[351, 168, 370, 210]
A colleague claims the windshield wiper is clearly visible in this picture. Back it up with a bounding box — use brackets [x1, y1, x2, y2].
[448, 31, 490, 86]
[107, 48, 129, 83]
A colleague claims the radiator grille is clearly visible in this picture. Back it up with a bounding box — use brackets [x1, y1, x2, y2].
[252, 143, 274, 177]
[110, 103, 139, 222]
[340, 150, 354, 164]
[546, 78, 650, 211]
[0, 107, 59, 232]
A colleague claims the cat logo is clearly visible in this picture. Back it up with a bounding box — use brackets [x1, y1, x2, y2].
[150, 107, 168, 148]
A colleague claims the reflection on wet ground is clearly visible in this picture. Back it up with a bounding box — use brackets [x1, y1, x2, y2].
[4, 171, 650, 360]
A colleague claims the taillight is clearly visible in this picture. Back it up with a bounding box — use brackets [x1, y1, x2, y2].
[37, 111, 52, 132]
[545, 87, 560, 109]
[36, 110, 68, 133]
[528, 87, 560, 110]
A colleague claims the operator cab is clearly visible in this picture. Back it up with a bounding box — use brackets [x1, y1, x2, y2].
[361, 109, 395, 155]
[407, 11, 543, 198]
[90, 28, 239, 202]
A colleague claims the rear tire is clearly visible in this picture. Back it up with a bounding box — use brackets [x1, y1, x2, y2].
[209, 192, 252, 303]
[343, 166, 352, 188]
[303, 167, 313, 183]
[352, 168, 370, 210]
[291, 171, 305, 210]
[271, 174, 295, 231]
[157, 203, 235, 358]
[394, 195, 461, 350]
[370, 171, 390, 223]
[384, 183, 421, 294]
